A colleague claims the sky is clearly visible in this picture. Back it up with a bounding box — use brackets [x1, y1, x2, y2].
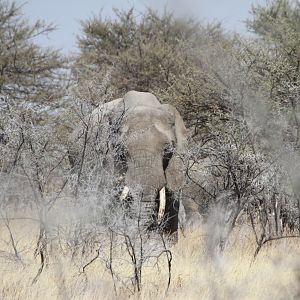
[19, 0, 265, 54]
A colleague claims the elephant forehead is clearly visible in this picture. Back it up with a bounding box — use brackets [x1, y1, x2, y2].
[123, 107, 175, 143]
[126, 122, 171, 143]
[127, 107, 174, 125]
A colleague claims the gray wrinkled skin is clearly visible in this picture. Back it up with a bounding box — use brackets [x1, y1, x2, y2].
[69, 91, 188, 235]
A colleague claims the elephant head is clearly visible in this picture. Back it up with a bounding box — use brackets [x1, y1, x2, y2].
[69, 91, 187, 235]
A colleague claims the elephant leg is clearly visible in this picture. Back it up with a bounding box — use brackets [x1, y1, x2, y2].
[163, 188, 179, 236]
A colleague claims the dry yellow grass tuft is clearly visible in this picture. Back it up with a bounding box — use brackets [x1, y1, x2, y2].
[0, 219, 300, 300]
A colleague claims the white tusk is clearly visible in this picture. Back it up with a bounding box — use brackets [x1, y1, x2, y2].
[120, 186, 129, 200]
[158, 187, 166, 224]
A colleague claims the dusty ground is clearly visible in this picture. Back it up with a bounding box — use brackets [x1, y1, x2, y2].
[0, 214, 300, 300]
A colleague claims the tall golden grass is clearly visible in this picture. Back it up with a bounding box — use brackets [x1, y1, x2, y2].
[0, 218, 300, 300]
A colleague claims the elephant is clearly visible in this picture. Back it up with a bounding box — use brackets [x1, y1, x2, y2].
[68, 90, 188, 236]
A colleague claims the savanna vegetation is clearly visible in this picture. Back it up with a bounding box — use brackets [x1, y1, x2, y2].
[1, 0, 300, 299]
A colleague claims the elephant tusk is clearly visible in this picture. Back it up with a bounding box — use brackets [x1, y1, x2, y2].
[158, 187, 166, 224]
[120, 186, 129, 200]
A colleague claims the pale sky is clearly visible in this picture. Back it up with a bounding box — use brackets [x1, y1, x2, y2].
[19, 0, 265, 54]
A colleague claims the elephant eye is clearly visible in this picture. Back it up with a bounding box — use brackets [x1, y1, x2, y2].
[163, 143, 173, 171]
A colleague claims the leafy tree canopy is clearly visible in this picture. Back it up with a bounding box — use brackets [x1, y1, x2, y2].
[0, 1, 67, 103]
[74, 8, 234, 139]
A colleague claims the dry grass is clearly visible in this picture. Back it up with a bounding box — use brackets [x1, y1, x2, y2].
[0, 217, 300, 300]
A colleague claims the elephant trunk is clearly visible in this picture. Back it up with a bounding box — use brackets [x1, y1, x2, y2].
[126, 150, 166, 199]
[120, 185, 166, 229]
[124, 149, 167, 229]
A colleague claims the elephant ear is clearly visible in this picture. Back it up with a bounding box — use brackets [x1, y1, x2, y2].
[162, 104, 187, 191]
[90, 98, 125, 133]
[68, 97, 126, 169]
[91, 97, 129, 153]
